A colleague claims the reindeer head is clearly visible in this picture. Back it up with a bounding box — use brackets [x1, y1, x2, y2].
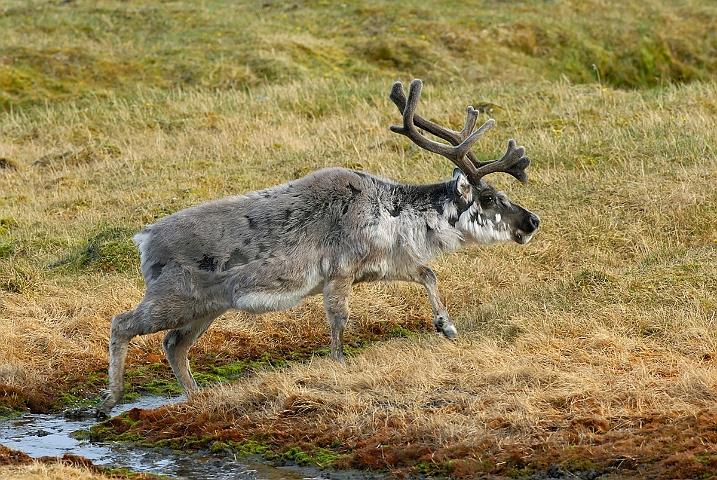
[389, 79, 540, 246]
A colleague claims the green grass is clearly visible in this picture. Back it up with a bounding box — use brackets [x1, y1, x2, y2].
[1, 0, 716, 111]
[50, 223, 140, 273]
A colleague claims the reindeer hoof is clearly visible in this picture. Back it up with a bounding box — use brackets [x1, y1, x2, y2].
[330, 351, 346, 363]
[434, 316, 457, 340]
[441, 325, 458, 340]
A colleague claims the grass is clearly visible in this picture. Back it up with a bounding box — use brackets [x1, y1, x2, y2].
[0, 445, 164, 480]
[1, 0, 716, 110]
[1, 0, 717, 478]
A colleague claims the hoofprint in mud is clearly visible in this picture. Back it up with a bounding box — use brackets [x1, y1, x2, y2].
[87, 79, 539, 418]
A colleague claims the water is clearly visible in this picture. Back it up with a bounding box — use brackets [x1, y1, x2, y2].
[0, 395, 328, 480]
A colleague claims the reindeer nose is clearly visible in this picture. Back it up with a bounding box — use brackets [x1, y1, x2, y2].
[528, 213, 540, 231]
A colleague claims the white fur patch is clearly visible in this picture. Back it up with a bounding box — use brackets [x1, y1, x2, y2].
[442, 199, 459, 222]
[133, 231, 151, 258]
[455, 204, 513, 245]
[231, 264, 324, 314]
[233, 291, 308, 313]
[456, 175, 473, 202]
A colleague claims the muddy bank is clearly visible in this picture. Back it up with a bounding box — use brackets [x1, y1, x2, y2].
[0, 395, 388, 479]
[87, 384, 717, 479]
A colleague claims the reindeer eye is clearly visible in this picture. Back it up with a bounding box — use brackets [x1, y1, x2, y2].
[480, 194, 495, 206]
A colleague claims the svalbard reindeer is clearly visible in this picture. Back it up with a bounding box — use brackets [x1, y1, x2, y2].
[95, 79, 539, 417]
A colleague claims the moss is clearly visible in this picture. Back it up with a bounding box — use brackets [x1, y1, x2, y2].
[212, 439, 269, 456]
[414, 460, 449, 477]
[51, 223, 139, 273]
[118, 355, 281, 399]
[151, 436, 210, 451]
[280, 446, 345, 468]
[69, 429, 92, 441]
[0, 401, 25, 418]
[89, 410, 144, 442]
[562, 458, 600, 473]
[0, 217, 18, 230]
[388, 325, 415, 338]
[138, 379, 184, 397]
[0, 238, 15, 259]
[193, 362, 248, 387]
[0, 218, 16, 259]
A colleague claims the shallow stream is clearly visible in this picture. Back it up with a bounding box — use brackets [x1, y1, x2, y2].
[0, 395, 328, 479]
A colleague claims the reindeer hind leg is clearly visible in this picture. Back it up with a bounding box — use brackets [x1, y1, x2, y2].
[97, 308, 146, 416]
[162, 311, 225, 394]
[96, 264, 231, 416]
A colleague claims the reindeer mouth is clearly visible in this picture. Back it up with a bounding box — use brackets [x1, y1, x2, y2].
[514, 230, 534, 245]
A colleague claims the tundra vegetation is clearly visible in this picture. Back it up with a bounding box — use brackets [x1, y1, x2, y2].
[1, 0, 717, 479]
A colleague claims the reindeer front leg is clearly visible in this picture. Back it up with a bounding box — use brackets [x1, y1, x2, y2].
[414, 266, 458, 339]
[323, 277, 353, 362]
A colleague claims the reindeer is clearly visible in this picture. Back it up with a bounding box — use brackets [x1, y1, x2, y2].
[93, 79, 539, 417]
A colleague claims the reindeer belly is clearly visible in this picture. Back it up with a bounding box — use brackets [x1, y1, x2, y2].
[227, 260, 323, 314]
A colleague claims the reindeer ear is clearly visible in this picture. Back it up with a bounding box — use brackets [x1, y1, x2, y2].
[454, 170, 472, 202]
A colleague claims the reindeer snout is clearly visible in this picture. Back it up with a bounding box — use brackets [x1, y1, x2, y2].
[513, 211, 540, 245]
[528, 213, 540, 232]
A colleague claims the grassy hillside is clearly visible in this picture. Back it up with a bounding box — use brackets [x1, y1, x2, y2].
[1, 0, 717, 479]
[2, 0, 717, 111]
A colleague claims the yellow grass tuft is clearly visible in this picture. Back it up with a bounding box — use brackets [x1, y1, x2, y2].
[194, 332, 717, 447]
[0, 463, 108, 480]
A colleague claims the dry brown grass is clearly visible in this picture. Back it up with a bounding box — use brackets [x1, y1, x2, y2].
[2, 0, 717, 477]
[0, 463, 108, 480]
[0, 445, 162, 480]
[196, 335, 717, 439]
[2, 77, 717, 476]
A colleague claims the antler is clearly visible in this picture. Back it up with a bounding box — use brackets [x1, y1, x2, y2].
[389, 79, 530, 184]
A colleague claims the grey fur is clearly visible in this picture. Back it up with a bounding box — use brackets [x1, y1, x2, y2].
[95, 82, 540, 418]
